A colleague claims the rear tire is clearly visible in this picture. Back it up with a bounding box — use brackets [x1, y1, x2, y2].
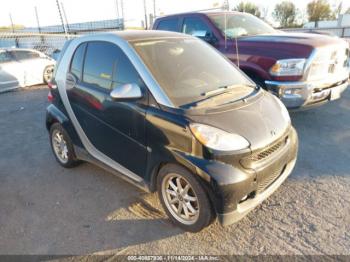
[157, 164, 214, 232]
[49, 123, 80, 168]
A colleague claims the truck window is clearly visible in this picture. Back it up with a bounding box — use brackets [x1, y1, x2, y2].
[182, 17, 211, 37]
[156, 18, 179, 32]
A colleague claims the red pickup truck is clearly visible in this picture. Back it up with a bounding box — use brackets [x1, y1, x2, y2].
[153, 11, 350, 109]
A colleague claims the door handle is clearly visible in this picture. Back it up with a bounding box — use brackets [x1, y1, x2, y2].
[65, 73, 76, 88]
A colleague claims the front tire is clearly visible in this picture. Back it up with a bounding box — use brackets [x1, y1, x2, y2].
[49, 123, 79, 168]
[157, 164, 214, 232]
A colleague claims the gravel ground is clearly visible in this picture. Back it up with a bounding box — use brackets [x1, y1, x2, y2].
[0, 85, 349, 255]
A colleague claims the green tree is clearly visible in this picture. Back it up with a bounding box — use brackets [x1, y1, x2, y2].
[307, 0, 335, 23]
[273, 1, 297, 28]
[234, 2, 261, 18]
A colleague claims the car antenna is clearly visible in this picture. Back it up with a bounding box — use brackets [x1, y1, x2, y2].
[224, 11, 227, 49]
[235, 34, 240, 68]
[225, 11, 239, 68]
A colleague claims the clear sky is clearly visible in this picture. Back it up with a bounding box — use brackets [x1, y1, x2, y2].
[0, 0, 349, 28]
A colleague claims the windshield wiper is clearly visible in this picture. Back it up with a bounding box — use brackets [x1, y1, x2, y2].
[201, 85, 236, 97]
[186, 84, 257, 108]
[201, 84, 256, 97]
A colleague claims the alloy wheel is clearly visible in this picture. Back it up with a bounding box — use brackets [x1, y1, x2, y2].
[161, 173, 199, 225]
[51, 129, 69, 164]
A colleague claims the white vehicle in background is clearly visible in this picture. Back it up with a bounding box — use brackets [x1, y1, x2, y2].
[0, 48, 55, 93]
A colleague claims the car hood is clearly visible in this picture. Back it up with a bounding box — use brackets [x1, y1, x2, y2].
[236, 32, 347, 59]
[188, 91, 291, 151]
[239, 32, 345, 48]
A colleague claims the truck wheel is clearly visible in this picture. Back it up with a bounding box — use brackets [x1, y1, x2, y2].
[49, 123, 80, 168]
[157, 164, 214, 232]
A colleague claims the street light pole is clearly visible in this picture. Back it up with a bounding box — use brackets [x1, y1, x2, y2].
[143, 0, 148, 29]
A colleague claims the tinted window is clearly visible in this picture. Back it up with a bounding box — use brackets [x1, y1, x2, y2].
[157, 19, 179, 32]
[182, 17, 211, 36]
[83, 42, 117, 90]
[112, 50, 144, 89]
[13, 51, 40, 60]
[70, 43, 86, 81]
[0, 52, 13, 63]
[83, 41, 143, 90]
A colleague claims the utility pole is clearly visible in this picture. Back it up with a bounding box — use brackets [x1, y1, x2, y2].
[120, 0, 124, 18]
[120, 0, 124, 29]
[34, 7, 41, 33]
[60, 2, 70, 33]
[9, 13, 19, 47]
[143, 0, 148, 29]
[115, 0, 120, 18]
[9, 13, 15, 33]
[55, 0, 67, 35]
[153, 0, 156, 17]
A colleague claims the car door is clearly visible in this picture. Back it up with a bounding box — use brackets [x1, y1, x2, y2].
[66, 41, 148, 177]
[0, 51, 25, 91]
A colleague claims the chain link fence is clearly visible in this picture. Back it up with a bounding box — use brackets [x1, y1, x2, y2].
[0, 32, 76, 58]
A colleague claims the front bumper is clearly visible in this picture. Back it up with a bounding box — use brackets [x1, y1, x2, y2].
[213, 127, 298, 226]
[265, 73, 349, 109]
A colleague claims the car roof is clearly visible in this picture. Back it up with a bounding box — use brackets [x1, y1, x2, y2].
[112, 30, 191, 42]
[154, 10, 244, 19]
[73, 30, 193, 45]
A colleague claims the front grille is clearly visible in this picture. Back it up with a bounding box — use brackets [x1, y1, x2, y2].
[308, 46, 349, 81]
[257, 165, 286, 193]
[248, 136, 287, 162]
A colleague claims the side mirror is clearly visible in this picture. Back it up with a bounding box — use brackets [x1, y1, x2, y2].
[204, 33, 218, 45]
[110, 83, 142, 100]
[193, 31, 217, 45]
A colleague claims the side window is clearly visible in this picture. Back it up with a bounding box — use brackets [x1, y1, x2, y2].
[112, 49, 144, 89]
[83, 41, 143, 91]
[0, 52, 13, 63]
[70, 43, 86, 81]
[156, 18, 179, 32]
[182, 17, 211, 37]
[83, 42, 118, 90]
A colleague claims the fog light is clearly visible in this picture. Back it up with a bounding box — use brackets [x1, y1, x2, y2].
[283, 88, 302, 95]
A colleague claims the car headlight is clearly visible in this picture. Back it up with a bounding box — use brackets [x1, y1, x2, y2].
[190, 123, 250, 152]
[270, 58, 306, 76]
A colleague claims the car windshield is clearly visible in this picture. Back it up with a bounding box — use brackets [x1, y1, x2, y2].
[208, 13, 276, 38]
[132, 37, 254, 107]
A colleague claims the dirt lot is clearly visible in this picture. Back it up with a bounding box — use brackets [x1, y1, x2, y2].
[0, 86, 349, 255]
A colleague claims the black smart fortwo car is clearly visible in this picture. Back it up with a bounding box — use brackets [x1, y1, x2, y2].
[46, 31, 298, 232]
